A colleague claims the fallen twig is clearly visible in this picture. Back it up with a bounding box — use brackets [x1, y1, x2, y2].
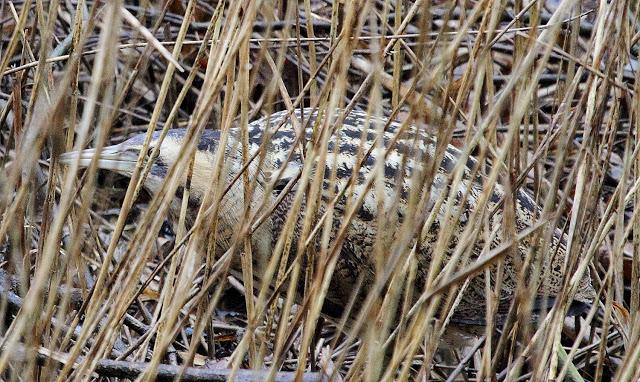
[4, 343, 328, 382]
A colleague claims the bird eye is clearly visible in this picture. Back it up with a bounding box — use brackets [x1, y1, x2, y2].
[147, 147, 154, 158]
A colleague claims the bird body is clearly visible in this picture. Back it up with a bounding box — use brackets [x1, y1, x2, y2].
[61, 108, 595, 326]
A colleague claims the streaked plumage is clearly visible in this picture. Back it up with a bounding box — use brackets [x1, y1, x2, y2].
[60, 108, 595, 326]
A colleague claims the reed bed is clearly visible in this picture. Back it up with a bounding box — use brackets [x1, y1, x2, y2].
[0, 0, 638, 380]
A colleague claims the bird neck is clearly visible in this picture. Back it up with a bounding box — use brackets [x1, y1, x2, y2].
[211, 142, 277, 260]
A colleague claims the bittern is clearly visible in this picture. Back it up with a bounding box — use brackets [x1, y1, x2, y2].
[60, 108, 595, 328]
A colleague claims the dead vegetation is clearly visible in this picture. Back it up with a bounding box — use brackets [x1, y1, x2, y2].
[0, 0, 639, 380]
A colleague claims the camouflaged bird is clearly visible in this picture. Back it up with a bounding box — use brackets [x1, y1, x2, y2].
[60, 108, 596, 326]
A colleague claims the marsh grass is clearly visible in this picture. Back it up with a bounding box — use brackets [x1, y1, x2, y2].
[0, 0, 638, 380]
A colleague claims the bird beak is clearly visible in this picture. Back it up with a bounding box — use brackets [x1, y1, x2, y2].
[59, 144, 139, 173]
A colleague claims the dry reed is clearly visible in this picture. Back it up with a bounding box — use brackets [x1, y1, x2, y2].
[0, 0, 637, 381]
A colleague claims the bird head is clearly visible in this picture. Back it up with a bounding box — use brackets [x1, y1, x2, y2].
[59, 129, 219, 195]
[59, 127, 274, 254]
